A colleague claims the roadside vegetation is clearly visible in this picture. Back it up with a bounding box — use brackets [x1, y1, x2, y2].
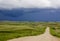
[0, 21, 60, 41]
[0, 21, 46, 41]
[49, 22, 60, 38]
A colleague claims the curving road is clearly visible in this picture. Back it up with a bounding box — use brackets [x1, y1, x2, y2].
[8, 27, 60, 41]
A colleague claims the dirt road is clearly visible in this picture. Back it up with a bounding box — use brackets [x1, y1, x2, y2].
[8, 27, 60, 41]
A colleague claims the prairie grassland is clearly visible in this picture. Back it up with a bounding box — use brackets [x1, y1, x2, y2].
[0, 21, 46, 41]
[48, 22, 60, 37]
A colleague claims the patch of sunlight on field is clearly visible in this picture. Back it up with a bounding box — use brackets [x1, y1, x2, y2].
[0, 25, 34, 31]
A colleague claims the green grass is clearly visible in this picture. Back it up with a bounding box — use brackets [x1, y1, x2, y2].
[1, 21, 60, 41]
[49, 22, 60, 38]
[0, 21, 46, 41]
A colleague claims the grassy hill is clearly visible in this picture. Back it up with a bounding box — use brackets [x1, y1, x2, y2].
[0, 21, 46, 41]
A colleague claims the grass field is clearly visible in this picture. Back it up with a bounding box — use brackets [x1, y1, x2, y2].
[48, 22, 60, 38]
[0, 21, 60, 41]
[0, 21, 46, 41]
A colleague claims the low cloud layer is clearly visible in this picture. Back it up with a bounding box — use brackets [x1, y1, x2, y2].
[0, 0, 60, 9]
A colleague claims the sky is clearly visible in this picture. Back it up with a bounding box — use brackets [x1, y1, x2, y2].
[0, 0, 60, 9]
[0, 0, 60, 21]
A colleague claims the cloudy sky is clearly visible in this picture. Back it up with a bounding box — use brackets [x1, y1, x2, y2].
[0, 0, 60, 9]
